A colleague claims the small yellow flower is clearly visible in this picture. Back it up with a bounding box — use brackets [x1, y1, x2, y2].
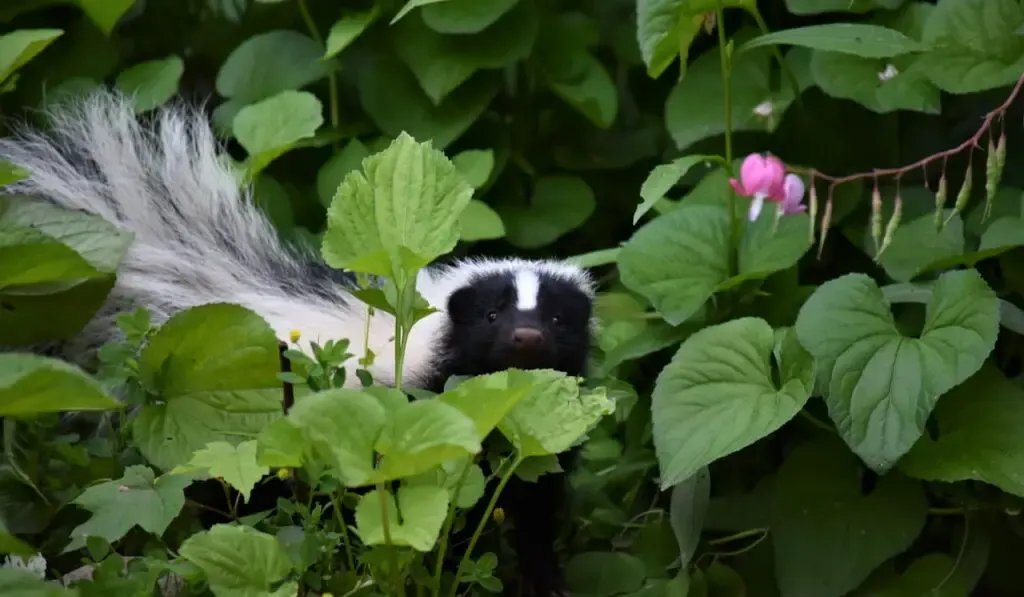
[289, 329, 301, 343]
[276, 467, 292, 480]
[492, 507, 505, 524]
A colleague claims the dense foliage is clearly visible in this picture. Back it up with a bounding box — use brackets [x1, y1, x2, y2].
[1, 0, 1024, 595]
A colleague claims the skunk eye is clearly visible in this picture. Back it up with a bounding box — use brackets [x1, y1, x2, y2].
[487, 310, 498, 322]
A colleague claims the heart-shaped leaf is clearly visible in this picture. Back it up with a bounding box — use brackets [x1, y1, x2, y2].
[794, 269, 999, 472]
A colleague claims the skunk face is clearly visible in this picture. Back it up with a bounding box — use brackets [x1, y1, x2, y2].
[442, 268, 592, 379]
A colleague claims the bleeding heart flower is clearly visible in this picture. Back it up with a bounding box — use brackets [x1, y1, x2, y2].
[728, 153, 787, 221]
[778, 173, 807, 216]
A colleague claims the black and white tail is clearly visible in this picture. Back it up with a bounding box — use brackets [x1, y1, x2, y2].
[0, 90, 438, 387]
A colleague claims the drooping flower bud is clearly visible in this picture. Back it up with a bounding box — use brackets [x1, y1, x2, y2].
[877, 194, 902, 260]
[934, 172, 947, 230]
[808, 179, 818, 243]
[871, 184, 883, 253]
[984, 133, 1006, 222]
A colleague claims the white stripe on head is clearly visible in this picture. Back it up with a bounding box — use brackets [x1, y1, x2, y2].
[514, 269, 540, 310]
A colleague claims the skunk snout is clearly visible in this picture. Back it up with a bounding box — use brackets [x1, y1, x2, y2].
[512, 327, 544, 347]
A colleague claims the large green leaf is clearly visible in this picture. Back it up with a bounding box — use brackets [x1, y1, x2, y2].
[738, 24, 924, 58]
[809, 3, 940, 115]
[794, 270, 999, 472]
[566, 552, 647, 596]
[652, 319, 813, 488]
[66, 465, 190, 551]
[0, 353, 119, 416]
[873, 210, 964, 281]
[900, 365, 1024, 497]
[496, 175, 595, 249]
[535, 14, 618, 128]
[784, 0, 906, 15]
[357, 54, 499, 150]
[636, 0, 754, 79]
[233, 90, 324, 176]
[915, 0, 1024, 94]
[392, 3, 537, 104]
[178, 524, 294, 597]
[421, 0, 519, 34]
[321, 131, 473, 279]
[355, 485, 449, 552]
[114, 55, 184, 113]
[76, 0, 135, 34]
[131, 304, 284, 472]
[618, 203, 811, 325]
[665, 39, 808, 151]
[0, 29, 63, 83]
[324, 6, 380, 58]
[772, 438, 928, 597]
[171, 440, 268, 504]
[216, 30, 331, 104]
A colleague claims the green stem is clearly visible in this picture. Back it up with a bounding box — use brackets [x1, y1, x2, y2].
[715, 1, 739, 279]
[433, 463, 472, 597]
[377, 484, 404, 596]
[448, 453, 525, 597]
[297, 0, 341, 135]
[750, 8, 803, 105]
[332, 491, 357, 571]
[707, 527, 768, 546]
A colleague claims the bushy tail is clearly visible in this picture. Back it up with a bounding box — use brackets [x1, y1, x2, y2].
[0, 90, 364, 369]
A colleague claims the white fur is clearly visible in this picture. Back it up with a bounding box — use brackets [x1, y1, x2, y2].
[514, 270, 540, 310]
[0, 89, 595, 390]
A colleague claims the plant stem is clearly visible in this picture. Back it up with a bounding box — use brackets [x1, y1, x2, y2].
[750, 8, 802, 105]
[448, 453, 524, 597]
[331, 491, 357, 571]
[377, 485, 403, 596]
[715, 1, 739, 280]
[432, 462, 472, 597]
[297, 0, 341, 134]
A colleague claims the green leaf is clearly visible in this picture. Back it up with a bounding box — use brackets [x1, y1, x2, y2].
[808, 4, 941, 115]
[618, 203, 811, 325]
[324, 6, 379, 58]
[652, 319, 813, 488]
[783, 0, 906, 15]
[915, 0, 1024, 94]
[738, 24, 924, 58]
[459, 200, 505, 242]
[0, 353, 119, 416]
[321, 131, 474, 279]
[392, 4, 537, 104]
[171, 441, 268, 503]
[794, 270, 999, 472]
[422, 0, 519, 34]
[873, 210, 964, 281]
[0, 29, 63, 83]
[772, 438, 928, 597]
[435, 370, 537, 439]
[406, 457, 487, 509]
[0, 161, 28, 187]
[497, 370, 614, 457]
[114, 55, 184, 113]
[0, 568, 75, 597]
[316, 139, 371, 207]
[566, 552, 646, 597]
[131, 304, 284, 472]
[216, 30, 332, 104]
[276, 387, 481, 486]
[496, 175, 595, 249]
[451, 149, 494, 189]
[178, 524, 293, 596]
[634, 155, 714, 225]
[665, 39, 808, 151]
[535, 15, 618, 128]
[392, 0, 450, 24]
[357, 53, 499, 150]
[233, 90, 324, 176]
[636, 0, 754, 79]
[668, 466, 710, 569]
[852, 553, 971, 596]
[356, 485, 449, 552]
[900, 365, 1024, 497]
[75, 0, 135, 34]
[67, 465, 190, 551]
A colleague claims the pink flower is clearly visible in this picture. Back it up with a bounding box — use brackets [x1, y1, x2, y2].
[728, 153, 787, 221]
[778, 174, 806, 216]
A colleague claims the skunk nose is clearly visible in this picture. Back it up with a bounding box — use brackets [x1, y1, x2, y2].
[512, 327, 544, 347]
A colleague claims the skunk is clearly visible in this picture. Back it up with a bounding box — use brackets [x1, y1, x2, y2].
[0, 90, 595, 596]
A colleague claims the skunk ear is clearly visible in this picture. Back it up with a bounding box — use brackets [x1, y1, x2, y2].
[447, 286, 477, 323]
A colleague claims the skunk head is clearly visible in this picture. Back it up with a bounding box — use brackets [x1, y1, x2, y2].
[420, 258, 595, 387]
